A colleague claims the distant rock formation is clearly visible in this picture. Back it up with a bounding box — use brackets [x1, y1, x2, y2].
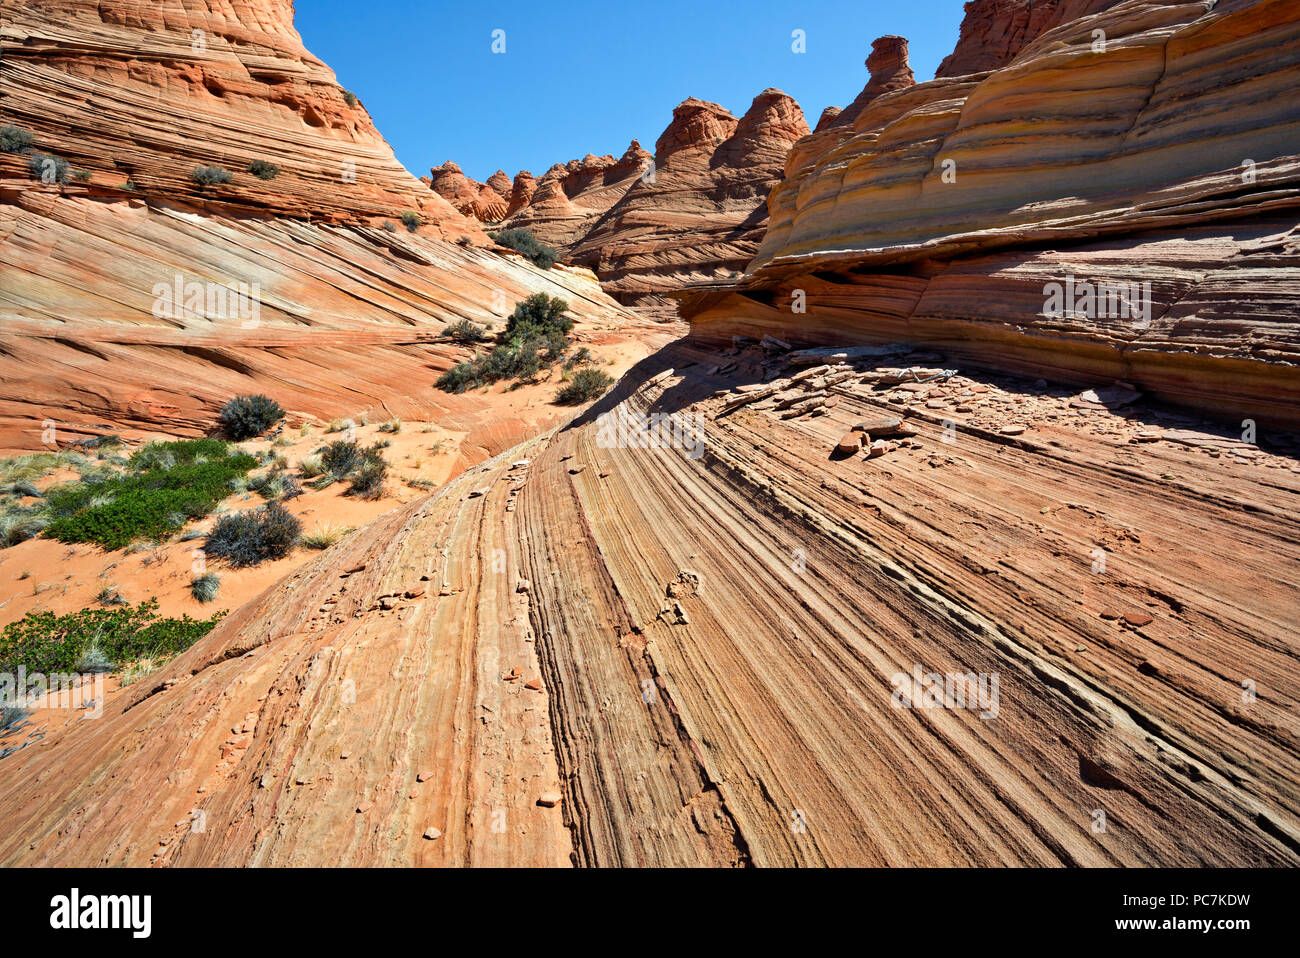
[429, 162, 509, 222]
[678, 0, 1300, 428]
[454, 90, 808, 306]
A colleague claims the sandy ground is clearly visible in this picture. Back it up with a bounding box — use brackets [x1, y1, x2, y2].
[0, 327, 671, 631]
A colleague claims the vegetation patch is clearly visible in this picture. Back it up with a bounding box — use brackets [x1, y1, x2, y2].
[556, 368, 615, 405]
[0, 600, 226, 676]
[488, 228, 557, 269]
[0, 124, 34, 154]
[27, 152, 70, 185]
[204, 501, 301, 567]
[436, 294, 575, 394]
[219, 394, 284, 440]
[247, 159, 280, 180]
[191, 164, 233, 186]
[41, 439, 256, 550]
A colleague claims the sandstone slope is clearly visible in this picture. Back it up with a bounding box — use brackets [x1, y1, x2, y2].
[678, 0, 1300, 427]
[3, 344, 1297, 865]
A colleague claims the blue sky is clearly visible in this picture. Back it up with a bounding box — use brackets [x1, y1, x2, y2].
[296, 0, 966, 184]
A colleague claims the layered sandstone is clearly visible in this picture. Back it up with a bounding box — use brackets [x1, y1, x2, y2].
[429, 162, 508, 222]
[4, 345, 1298, 865]
[0, 0, 473, 233]
[500, 142, 654, 251]
[0, 0, 641, 451]
[679, 0, 1300, 426]
[564, 90, 809, 305]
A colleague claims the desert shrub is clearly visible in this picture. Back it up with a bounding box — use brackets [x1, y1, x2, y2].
[298, 453, 325, 478]
[555, 368, 614, 405]
[377, 418, 401, 434]
[320, 440, 366, 480]
[326, 418, 355, 435]
[42, 440, 255, 549]
[191, 164, 232, 186]
[0, 600, 225, 676]
[204, 501, 301, 567]
[97, 583, 127, 606]
[488, 228, 557, 269]
[27, 152, 70, 185]
[0, 508, 47, 549]
[342, 90, 358, 107]
[440, 318, 491, 345]
[347, 454, 387, 500]
[564, 347, 594, 369]
[248, 471, 302, 501]
[71, 168, 92, 182]
[247, 159, 280, 180]
[400, 210, 421, 232]
[190, 572, 221, 603]
[381, 220, 397, 233]
[219, 394, 284, 439]
[504, 293, 571, 344]
[0, 124, 33, 154]
[301, 523, 352, 550]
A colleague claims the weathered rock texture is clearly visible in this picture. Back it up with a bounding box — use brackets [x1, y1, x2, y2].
[498, 91, 809, 306]
[0, 0, 642, 451]
[4, 345, 1298, 865]
[429, 162, 508, 222]
[501, 142, 654, 251]
[679, 0, 1300, 427]
[0, 0, 472, 232]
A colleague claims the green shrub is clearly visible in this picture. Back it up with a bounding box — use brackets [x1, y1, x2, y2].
[0, 600, 225, 676]
[204, 501, 301, 567]
[504, 293, 572, 358]
[342, 90, 358, 107]
[28, 152, 70, 185]
[556, 368, 614, 405]
[0, 124, 33, 154]
[381, 220, 397, 233]
[321, 440, 366, 480]
[72, 168, 92, 182]
[347, 456, 387, 500]
[43, 440, 255, 549]
[191, 164, 232, 186]
[219, 394, 284, 440]
[248, 471, 302, 501]
[377, 418, 401, 434]
[191, 572, 221, 603]
[247, 159, 280, 180]
[400, 210, 421, 232]
[489, 228, 558, 269]
[564, 346, 594, 369]
[440, 318, 491, 345]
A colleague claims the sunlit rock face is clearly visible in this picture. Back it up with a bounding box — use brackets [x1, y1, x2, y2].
[679, 0, 1300, 427]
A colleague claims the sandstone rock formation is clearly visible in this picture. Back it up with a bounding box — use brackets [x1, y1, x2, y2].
[429, 162, 508, 222]
[501, 142, 654, 251]
[488, 91, 808, 307]
[0, 0, 471, 233]
[936, 0, 1125, 77]
[678, 0, 1300, 427]
[4, 343, 1298, 865]
[0, 0, 641, 451]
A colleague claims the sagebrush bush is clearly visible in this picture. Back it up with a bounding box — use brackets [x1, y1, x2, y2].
[191, 572, 221, 603]
[381, 220, 397, 233]
[0, 124, 33, 154]
[28, 152, 70, 185]
[219, 394, 284, 439]
[204, 501, 301, 567]
[400, 210, 421, 232]
[249, 471, 302, 501]
[440, 318, 491, 345]
[0, 600, 225, 675]
[347, 456, 387, 500]
[191, 164, 232, 186]
[321, 440, 366, 480]
[247, 159, 280, 180]
[489, 228, 558, 269]
[555, 368, 614, 405]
